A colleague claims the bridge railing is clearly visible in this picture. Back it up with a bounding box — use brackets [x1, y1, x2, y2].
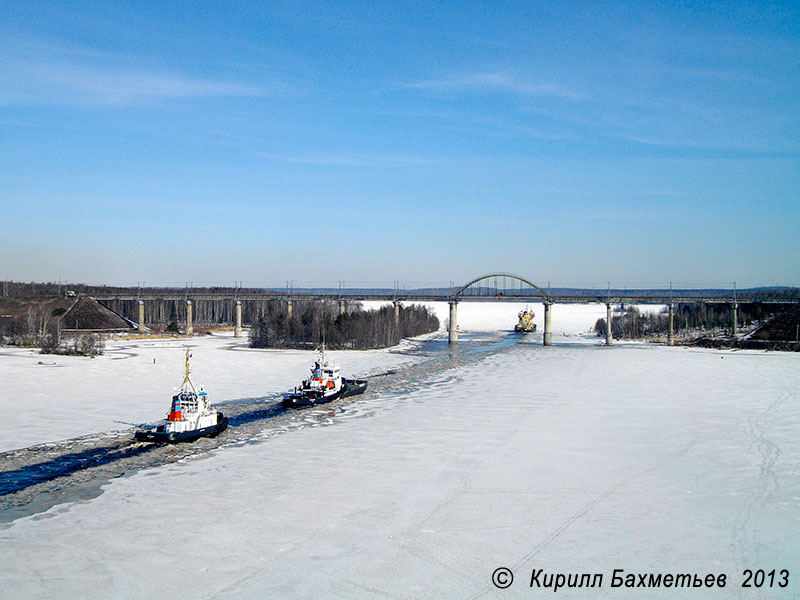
[91, 290, 800, 304]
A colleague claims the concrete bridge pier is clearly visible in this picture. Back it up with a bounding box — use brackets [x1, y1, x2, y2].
[186, 300, 193, 336]
[668, 302, 675, 346]
[543, 302, 552, 346]
[605, 303, 613, 346]
[393, 300, 401, 324]
[287, 299, 293, 319]
[234, 300, 242, 338]
[448, 300, 458, 345]
[732, 302, 738, 337]
[138, 300, 145, 332]
[339, 300, 346, 316]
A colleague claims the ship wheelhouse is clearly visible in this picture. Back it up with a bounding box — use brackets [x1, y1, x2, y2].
[134, 348, 227, 443]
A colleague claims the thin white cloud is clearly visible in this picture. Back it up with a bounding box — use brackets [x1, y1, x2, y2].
[402, 71, 582, 100]
[262, 152, 433, 167]
[0, 40, 279, 105]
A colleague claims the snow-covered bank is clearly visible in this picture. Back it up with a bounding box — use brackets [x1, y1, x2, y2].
[2, 334, 799, 598]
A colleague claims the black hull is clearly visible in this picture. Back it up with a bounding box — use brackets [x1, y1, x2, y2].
[342, 378, 368, 398]
[283, 388, 343, 407]
[282, 379, 368, 408]
[134, 414, 228, 443]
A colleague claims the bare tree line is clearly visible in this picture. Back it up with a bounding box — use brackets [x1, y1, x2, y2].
[0, 307, 104, 356]
[593, 303, 797, 340]
[0, 306, 56, 347]
[249, 301, 439, 349]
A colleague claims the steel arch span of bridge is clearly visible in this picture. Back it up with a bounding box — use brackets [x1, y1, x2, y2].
[447, 272, 554, 346]
[451, 272, 550, 300]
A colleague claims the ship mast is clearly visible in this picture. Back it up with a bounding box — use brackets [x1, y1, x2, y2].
[179, 347, 197, 394]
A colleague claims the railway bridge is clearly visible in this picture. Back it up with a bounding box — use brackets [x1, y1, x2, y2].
[93, 274, 798, 347]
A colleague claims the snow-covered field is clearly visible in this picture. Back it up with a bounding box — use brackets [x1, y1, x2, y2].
[2, 304, 799, 599]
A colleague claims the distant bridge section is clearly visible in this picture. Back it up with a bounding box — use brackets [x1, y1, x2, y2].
[90, 274, 799, 347]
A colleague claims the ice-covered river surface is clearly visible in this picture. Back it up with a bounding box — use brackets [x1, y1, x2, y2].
[1, 319, 799, 598]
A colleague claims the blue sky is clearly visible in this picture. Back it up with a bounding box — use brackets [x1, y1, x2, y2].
[1, 1, 798, 288]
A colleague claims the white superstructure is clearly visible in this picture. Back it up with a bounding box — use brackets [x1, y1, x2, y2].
[164, 349, 220, 434]
[297, 345, 342, 398]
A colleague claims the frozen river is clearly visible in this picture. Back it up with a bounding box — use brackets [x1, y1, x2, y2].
[1, 304, 798, 598]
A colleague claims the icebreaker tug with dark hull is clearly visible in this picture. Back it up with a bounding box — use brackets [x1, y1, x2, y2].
[135, 349, 228, 443]
[283, 346, 367, 408]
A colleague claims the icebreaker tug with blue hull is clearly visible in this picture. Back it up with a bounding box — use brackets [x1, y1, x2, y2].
[135, 349, 228, 443]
